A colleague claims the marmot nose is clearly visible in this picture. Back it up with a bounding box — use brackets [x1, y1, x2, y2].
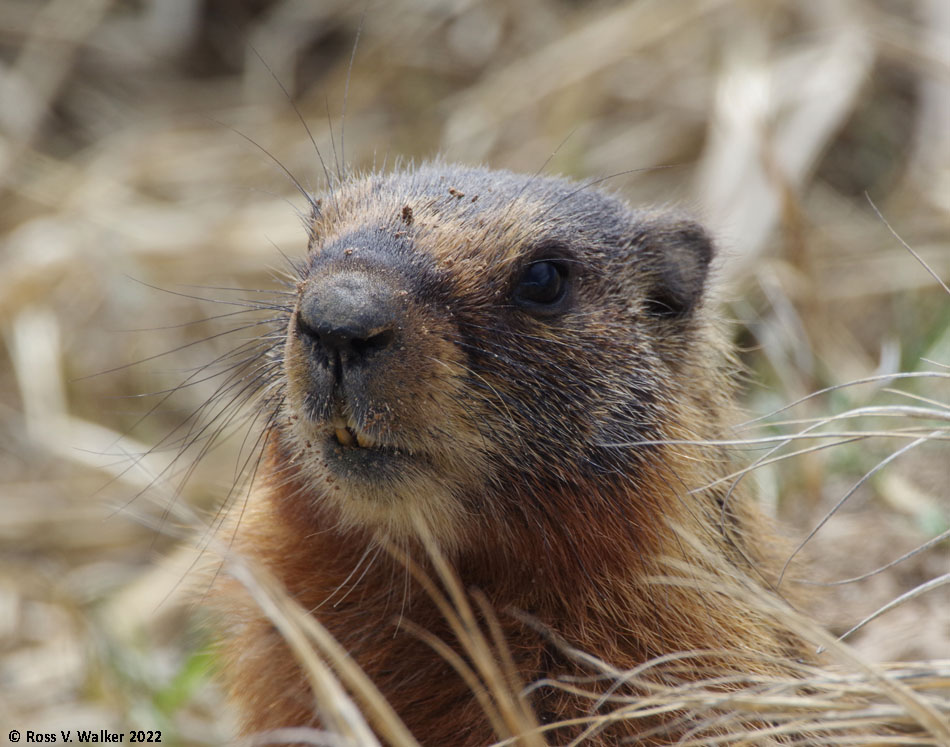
[296, 272, 397, 362]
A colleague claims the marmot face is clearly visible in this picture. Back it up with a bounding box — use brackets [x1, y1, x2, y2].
[281, 163, 717, 548]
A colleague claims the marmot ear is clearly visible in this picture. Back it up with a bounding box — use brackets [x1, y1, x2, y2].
[637, 218, 714, 319]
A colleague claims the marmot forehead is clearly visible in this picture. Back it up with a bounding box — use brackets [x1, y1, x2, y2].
[305, 162, 715, 319]
[308, 163, 627, 265]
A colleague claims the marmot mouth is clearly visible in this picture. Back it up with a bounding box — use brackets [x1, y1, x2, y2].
[329, 414, 396, 454]
[323, 415, 412, 482]
[332, 421, 378, 449]
[319, 408, 434, 482]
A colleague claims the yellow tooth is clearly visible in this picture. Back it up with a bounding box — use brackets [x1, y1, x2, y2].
[356, 431, 375, 448]
[335, 427, 355, 446]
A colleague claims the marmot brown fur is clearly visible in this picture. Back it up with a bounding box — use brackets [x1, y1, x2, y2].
[211, 162, 808, 745]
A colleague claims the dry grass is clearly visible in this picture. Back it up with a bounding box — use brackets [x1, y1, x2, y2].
[1, 0, 947, 744]
[212, 522, 950, 745]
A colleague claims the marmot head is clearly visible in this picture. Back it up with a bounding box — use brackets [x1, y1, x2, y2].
[278, 163, 723, 550]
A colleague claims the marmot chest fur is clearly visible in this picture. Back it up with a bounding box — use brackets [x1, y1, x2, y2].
[212, 163, 805, 745]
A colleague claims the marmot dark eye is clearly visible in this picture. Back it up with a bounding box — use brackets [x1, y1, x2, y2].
[514, 260, 568, 309]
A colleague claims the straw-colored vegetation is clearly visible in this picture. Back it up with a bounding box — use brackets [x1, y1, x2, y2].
[1, 0, 947, 744]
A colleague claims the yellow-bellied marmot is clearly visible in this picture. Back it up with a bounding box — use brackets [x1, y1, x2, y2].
[211, 162, 807, 745]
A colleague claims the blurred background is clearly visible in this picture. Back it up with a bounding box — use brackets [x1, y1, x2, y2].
[1, 0, 947, 744]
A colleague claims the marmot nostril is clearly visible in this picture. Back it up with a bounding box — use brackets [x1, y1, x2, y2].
[296, 271, 398, 360]
[349, 328, 394, 356]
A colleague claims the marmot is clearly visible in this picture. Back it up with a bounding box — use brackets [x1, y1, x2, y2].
[211, 162, 808, 745]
